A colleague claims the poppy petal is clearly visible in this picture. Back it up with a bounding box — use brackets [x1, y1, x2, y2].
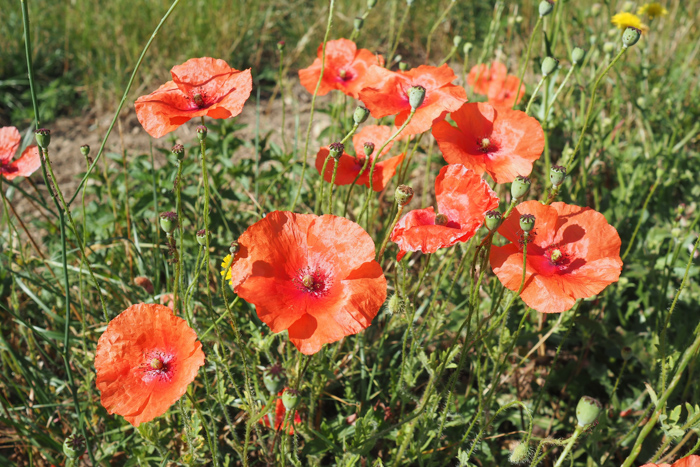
[0, 126, 21, 164]
[2, 145, 41, 180]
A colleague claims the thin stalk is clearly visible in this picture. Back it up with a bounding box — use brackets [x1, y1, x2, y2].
[376, 205, 404, 260]
[513, 16, 542, 110]
[426, 0, 457, 62]
[387, 2, 412, 65]
[553, 426, 583, 467]
[524, 76, 546, 116]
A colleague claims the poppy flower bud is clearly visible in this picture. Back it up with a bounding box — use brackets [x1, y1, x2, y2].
[63, 433, 86, 459]
[387, 293, 405, 315]
[160, 211, 178, 234]
[172, 143, 185, 161]
[353, 106, 370, 125]
[35, 128, 51, 149]
[229, 241, 240, 255]
[329, 142, 344, 160]
[539, 0, 554, 17]
[408, 85, 426, 110]
[519, 214, 535, 233]
[434, 213, 449, 226]
[363, 142, 376, 157]
[196, 125, 208, 141]
[453, 35, 463, 48]
[509, 441, 530, 464]
[571, 47, 585, 65]
[196, 229, 210, 246]
[550, 165, 566, 187]
[395, 185, 414, 206]
[621, 346, 632, 361]
[463, 42, 473, 56]
[277, 40, 286, 51]
[622, 27, 642, 47]
[576, 396, 602, 427]
[263, 364, 285, 394]
[591, 3, 602, 15]
[399, 62, 409, 72]
[511, 175, 531, 200]
[354, 17, 364, 31]
[541, 57, 559, 77]
[282, 388, 300, 410]
[485, 210, 502, 231]
[603, 42, 615, 54]
[80, 144, 90, 157]
[367, 0, 377, 8]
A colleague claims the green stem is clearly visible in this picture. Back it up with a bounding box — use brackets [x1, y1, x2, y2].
[425, 0, 456, 62]
[387, 3, 412, 65]
[376, 205, 404, 260]
[326, 159, 340, 214]
[524, 76, 546, 116]
[553, 426, 583, 467]
[513, 16, 542, 110]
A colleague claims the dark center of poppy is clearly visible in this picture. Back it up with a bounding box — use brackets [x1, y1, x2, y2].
[142, 350, 174, 382]
[434, 213, 449, 226]
[294, 267, 331, 297]
[193, 93, 205, 108]
[338, 69, 353, 81]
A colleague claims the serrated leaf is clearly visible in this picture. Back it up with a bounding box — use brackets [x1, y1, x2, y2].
[644, 382, 659, 406]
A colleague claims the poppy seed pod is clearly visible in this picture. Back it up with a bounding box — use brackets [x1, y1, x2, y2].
[196, 229, 210, 246]
[282, 388, 300, 411]
[354, 17, 364, 31]
[539, 0, 554, 17]
[550, 165, 566, 187]
[541, 57, 559, 77]
[263, 364, 285, 394]
[511, 175, 531, 200]
[519, 214, 536, 233]
[399, 62, 409, 72]
[363, 141, 376, 157]
[328, 142, 344, 160]
[63, 433, 86, 459]
[277, 40, 285, 51]
[196, 125, 208, 141]
[172, 143, 185, 161]
[453, 35, 463, 48]
[34, 128, 51, 149]
[576, 396, 602, 427]
[353, 106, 370, 125]
[395, 185, 414, 206]
[509, 441, 530, 464]
[408, 85, 426, 110]
[571, 47, 585, 65]
[485, 210, 503, 231]
[80, 144, 90, 157]
[434, 213, 449, 226]
[229, 241, 240, 255]
[160, 211, 178, 234]
[621, 346, 633, 361]
[622, 27, 642, 47]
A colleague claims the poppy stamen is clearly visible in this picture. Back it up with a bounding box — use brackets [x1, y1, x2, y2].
[293, 267, 331, 297]
[550, 249, 563, 263]
[150, 358, 164, 370]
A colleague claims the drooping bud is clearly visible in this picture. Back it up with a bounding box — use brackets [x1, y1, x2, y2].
[353, 106, 370, 125]
[229, 241, 240, 255]
[541, 57, 559, 77]
[484, 210, 502, 231]
[571, 47, 585, 65]
[277, 40, 286, 51]
[399, 62, 408, 72]
[519, 214, 535, 233]
[463, 42, 473, 56]
[63, 433, 86, 459]
[395, 185, 414, 206]
[453, 35, 463, 48]
[263, 364, 285, 394]
[196, 125, 208, 141]
[282, 388, 300, 410]
[80, 144, 90, 157]
[160, 211, 178, 234]
[539, 0, 554, 17]
[621, 346, 633, 361]
[196, 229, 210, 246]
[354, 17, 364, 31]
[363, 142, 376, 157]
[35, 128, 51, 149]
[550, 165, 566, 187]
[576, 396, 602, 427]
[329, 142, 344, 160]
[622, 27, 642, 47]
[434, 213, 449, 226]
[172, 143, 185, 161]
[408, 85, 426, 109]
[509, 441, 530, 464]
[511, 175, 531, 200]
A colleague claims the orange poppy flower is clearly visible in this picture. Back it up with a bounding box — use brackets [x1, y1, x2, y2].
[315, 125, 404, 192]
[487, 74, 525, 108]
[467, 61, 507, 95]
[95, 303, 205, 426]
[432, 102, 544, 184]
[0, 126, 41, 180]
[390, 164, 499, 261]
[359, 64, 467, 136]
[260, 390, 302, 434]
[227, 211, 387, 355]
[299, 39, 384, 99]
[490, 201, 623, 314]
[642, 455, 700, 467]
[135, 57, 252, 139]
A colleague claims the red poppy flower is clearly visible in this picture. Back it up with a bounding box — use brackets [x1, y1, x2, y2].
[490, 201, 623, 314]
[432, 102, 544, 184]
[390, 164, 499, 261]
[642, 456, 700, 467]
[359, 64, 467, 136]
[315, 125, 404, 192]
[135, 57, 252, 139]
[299, 39, 384, 99]
[227, 211, 387, 355]
[467, 61, 507, 95]
[95, 303, 205, 426]
[0, 126, 41, 180]
[487, 74, 525, 108]
[259, 390, 302, 434]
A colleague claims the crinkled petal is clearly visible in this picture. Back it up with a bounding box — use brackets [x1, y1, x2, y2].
[2, 145, 41, 180]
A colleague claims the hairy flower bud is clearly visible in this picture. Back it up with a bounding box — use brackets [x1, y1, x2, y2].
[35, 128, 51, 149]
[353, 106, 370, 125]
[172, 143, 185, 161]
[196, 125, 208, 141]
[622, 27, 642, 47]
[399, 61, 408, 72]
[576, 396, 602, 427]
[408, 85, 426, 109]
[395, 185, 414, 206]
[571, 47, 585, 65]
[550, 165, 566, 187]
[160, 211, 178, 234]
[329, 142, 344, 160]
[541, 57, 559, 77]
[509, 441, 530, 464]
[511, 176, 531, 200]
[485, 210, 502, 231]
[282, 388, 300, 410]
[519, 214, 535, 233]
[539, 0, 554, 17]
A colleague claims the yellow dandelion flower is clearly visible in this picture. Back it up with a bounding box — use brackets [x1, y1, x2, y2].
[611, 12, 649, 32]
[637, 2, 668, 19]
[220, 254, 233, 282]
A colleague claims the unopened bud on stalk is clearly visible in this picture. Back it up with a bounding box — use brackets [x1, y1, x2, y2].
[263, 364, 285, 394]
[550, 165, 566, 187]
[621, 346, 633, 361]
[354, 17, 364, 31]
[63, 433, 86, 459]
[539, 0, 554, 17]
[196, 229, 210, 246]
[196, 125, 208, 142]
[399, 61, 409, 72]
[160, 211, 178, 234]
[172, 144, 185, 161]
[277, 40, 285, 51]
[363, 142, 376, 157]
[80, 144, 90, 157]
[463, 42, 473, 56]
[576, 396, 602, 427]
[603, 42, 615, 54]
[509, 441, 530, 464]
[519, 214, 535, 233]
[571, 47, 585, 65]
[434, 213, 449, 226]
[395, 185, 414, 206]
[35, 128, 51, 149]
[408, 85, 426, 109]
[511, 175, 531, 200]
[282, 388, 300, 410]
[353, 106, 370, 124]
[387, 293, 404, 315]
[622, 27, 642, 47]
[229, 241, 240, 255]
[329, 142, 344, 160]
[541, 57, 559, 77]
[485, 210, 502, 231]
[453, 35, 463, 48]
